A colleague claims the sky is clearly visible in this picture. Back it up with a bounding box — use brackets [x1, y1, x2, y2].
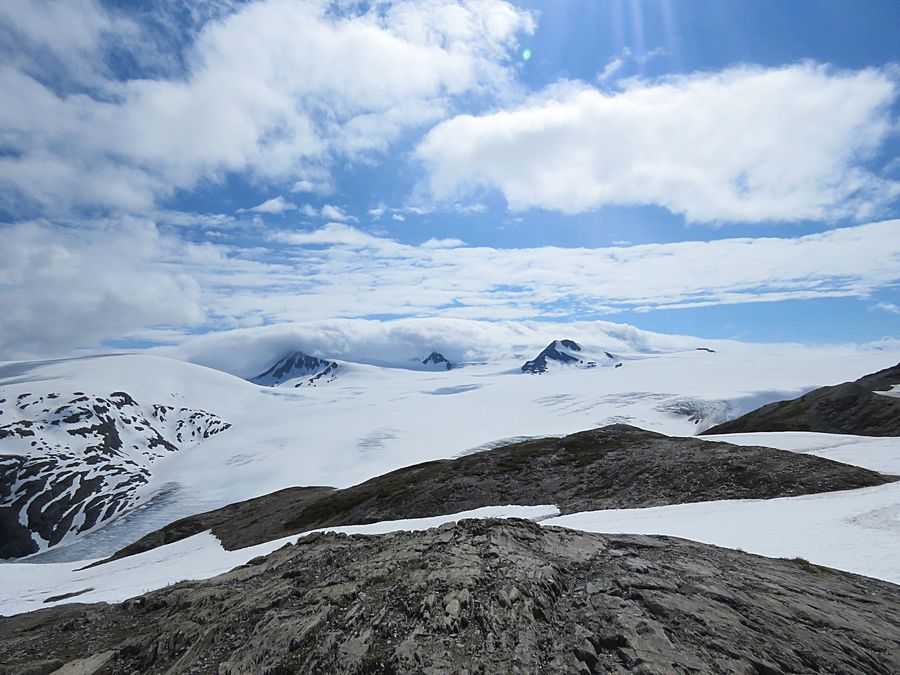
[0, 0, 898, 360]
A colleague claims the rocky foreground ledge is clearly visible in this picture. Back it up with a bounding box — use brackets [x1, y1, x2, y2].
[2, 519, 898, 674]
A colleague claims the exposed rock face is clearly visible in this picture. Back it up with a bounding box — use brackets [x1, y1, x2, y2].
[3, 519, 899, 674]
[0, 391, 230, 558]
[422, 351, 453, 370]
[250, 351, 340, 387]
[704, 362, 900, 436]
[522, 339, 583, 374]
[521, 340, 619, 374]
[100, 424, 892, 564]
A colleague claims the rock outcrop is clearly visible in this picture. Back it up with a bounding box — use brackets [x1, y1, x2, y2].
[2, 519, 898, 674]
[250, 351, 340, 387]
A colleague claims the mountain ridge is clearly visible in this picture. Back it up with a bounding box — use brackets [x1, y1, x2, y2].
[96, 424, 893, 565]
[703, 362, 900, 436]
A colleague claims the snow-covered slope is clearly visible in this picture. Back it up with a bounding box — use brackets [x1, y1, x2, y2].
[0, 388, 229, 557]
[1, 338, 899, 560]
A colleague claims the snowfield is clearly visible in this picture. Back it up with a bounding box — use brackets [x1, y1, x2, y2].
[703, 431, 900, 474]
[544, 432, 900, 584]
[2, 337, 898, 560]
[545, 480, 900, 585]
[1, 431, 898, 615]
[1, 330, 899, 615]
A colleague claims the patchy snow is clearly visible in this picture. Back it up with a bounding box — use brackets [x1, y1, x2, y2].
[544, 482, 900, 584]
[542, 433, 900, 584]
[874, 383, 900, 398]
[702, 432, 900, 474]
[0, 505, 558, 617]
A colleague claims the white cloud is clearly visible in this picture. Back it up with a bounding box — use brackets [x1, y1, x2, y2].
[0, 220, 204, 358]
[0, 0, 141, 88]
[421, 237, 466, 248]
[873, 301, 900, 315]
[320, 204, 354, 222]
[416, 63, 899, 223]
[0, 0, 534, 214]
[290, 171, 333, 195]
[296, 203, 356, 221]
[597, 47, 666, 83]
[243, 195, 296, 214]
[597, 49, 629, 83]
[2, 218, 898, 359]
[161, 317, 703, 378]
[268, 222, 400, 251]
[258, 221, 900, 317]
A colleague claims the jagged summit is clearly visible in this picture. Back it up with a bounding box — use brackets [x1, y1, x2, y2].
[420, 351, 453, 370]
[521, 340, 619, 374]
[251, 351, 340, 387]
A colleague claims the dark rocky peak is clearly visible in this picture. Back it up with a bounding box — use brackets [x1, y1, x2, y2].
[251, 351, 338, 387]
[422, 351, 453, 370]
[521, 340, 583, 374]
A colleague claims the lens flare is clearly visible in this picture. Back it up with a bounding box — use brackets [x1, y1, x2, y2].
[522, 48, 532, 61]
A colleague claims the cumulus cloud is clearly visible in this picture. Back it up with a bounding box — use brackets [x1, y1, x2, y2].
[0, 220, 204, 358]
[0, 0, 534, 214]
[416, 63, 899, 223]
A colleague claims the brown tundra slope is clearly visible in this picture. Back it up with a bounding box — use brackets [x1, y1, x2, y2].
[100, 424, 893, 564]
[703, 363, 900, 436]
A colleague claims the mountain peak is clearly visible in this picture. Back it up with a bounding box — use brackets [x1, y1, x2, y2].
[251, 351, 339, 387]
[421, 351, 453, 370]
[521, 339, 620, 374]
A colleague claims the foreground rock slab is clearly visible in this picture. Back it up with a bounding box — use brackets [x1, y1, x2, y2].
[2, 519, 898, 674]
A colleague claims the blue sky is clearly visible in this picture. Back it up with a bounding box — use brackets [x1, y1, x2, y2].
[0, 0, 897, 358]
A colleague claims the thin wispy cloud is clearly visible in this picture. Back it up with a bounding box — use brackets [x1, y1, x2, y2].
[2, 218, 897, 358]
[242, 196, 296, 214]
[873, 301, 900, 315]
